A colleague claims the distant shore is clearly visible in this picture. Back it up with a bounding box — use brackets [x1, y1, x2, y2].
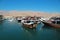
[0, 11, 60, 18]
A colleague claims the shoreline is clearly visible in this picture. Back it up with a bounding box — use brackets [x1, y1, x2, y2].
[0, 11, 60, 18]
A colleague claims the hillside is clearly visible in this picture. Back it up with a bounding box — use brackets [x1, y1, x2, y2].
[0, 10, 60, 18]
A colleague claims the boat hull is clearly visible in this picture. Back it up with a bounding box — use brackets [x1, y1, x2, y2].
[22, 23, 37, 29]
[42, 21, 60, 28]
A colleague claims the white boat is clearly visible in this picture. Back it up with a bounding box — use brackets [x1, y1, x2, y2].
[16, 17, 22, 22]
[21, 20, 37, 28]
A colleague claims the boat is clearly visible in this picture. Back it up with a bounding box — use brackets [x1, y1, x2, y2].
[42, 17, 60, 28]
[42, 21, 60, 28]
[21, 20, 37, 29]
[16, 17, 22, 22]
[35, 20, 41, 24]
[0, 15, 4, 21]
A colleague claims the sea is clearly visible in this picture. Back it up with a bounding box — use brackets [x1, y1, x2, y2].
[0, 19, 60, 40]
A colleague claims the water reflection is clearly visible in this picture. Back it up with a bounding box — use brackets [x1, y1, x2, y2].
[22, 25, 37, 35]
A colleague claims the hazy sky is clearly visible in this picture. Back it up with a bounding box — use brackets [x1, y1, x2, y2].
[0, 0, 60, 13]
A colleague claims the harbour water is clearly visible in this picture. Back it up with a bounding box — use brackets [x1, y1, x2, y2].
[0, 20, 60, 40]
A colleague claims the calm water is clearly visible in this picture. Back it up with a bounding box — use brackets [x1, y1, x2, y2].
[0, 20, 60, 40]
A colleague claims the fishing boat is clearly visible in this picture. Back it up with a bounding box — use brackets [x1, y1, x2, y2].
[42, 17, 60, 28]
[21, 20, 37, 29]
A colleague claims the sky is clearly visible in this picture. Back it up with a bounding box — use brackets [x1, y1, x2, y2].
[0, 0, 60, 13]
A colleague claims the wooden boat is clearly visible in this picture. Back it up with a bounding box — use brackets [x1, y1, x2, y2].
[42, 20, 60, 28]
[42, 17, 60, 28]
